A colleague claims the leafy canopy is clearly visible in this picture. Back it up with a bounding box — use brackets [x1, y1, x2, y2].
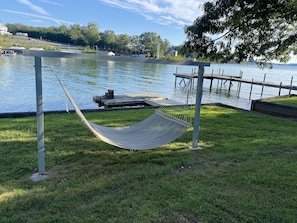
[184, 0, 297, 65]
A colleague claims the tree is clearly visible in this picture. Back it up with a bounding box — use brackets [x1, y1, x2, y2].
[57, 25, 71, 43]
[184, 0, 297, 66]
[115, 34, 132, 53]
[82, 22, 100, 46]
[160, 39, 171, 57]
[129, 35, 144, 54]
[69, 24, 87, 45]
[4, 22, 173, 54]
[98, 30, 116, 50]
[139, 32, 162, 57]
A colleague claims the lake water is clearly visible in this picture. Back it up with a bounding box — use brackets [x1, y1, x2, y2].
[0, 54, 296, 113]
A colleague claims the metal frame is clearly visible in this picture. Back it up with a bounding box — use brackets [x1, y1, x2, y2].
[23, 49, 210, 180]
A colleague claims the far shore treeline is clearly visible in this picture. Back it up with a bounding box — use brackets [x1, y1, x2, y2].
[5, 22, 184, 58]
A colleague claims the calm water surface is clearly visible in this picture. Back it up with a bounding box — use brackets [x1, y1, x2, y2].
[0, 55, 296, 113]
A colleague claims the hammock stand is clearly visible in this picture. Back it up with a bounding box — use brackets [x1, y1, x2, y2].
[22, 49, 210, 180]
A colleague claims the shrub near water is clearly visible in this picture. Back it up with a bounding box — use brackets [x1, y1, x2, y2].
[0, 106, 297, 222]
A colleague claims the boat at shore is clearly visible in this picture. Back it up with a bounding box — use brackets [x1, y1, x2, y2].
[1, 49, 17, 56]
[1, 46, 25, 56]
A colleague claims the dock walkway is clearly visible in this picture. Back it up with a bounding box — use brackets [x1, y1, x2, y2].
[93, 93, 184, 108]
[174, 72, 242, 87]
[174, 69, 297, 97]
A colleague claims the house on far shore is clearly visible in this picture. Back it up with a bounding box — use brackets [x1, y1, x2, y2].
[165, 48, 178, 57]
[0, 23, 12, 35]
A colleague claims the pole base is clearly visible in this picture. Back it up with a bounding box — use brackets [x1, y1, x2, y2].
[189, 146, 203, 151]
[30, 173, 48, 181]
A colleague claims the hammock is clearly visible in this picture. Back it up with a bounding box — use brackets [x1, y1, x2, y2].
[55, 72, 190, 150]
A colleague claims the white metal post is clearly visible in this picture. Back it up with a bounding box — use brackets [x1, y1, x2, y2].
[30, 56, 47, 181]
[190, 65, 205, 150]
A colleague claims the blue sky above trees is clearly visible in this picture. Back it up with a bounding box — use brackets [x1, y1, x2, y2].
[1, 0, 205, 46]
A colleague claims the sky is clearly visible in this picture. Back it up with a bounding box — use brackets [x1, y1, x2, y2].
[1, 0, 205, 46]
[1, 0, 296, 63]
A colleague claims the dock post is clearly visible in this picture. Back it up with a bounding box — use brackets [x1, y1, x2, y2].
[210, 78, 213, 92]
[289, 76, 293, 95]
[174, 76, 177, 88]
[174, 67, 178, 87]
[237, 71, 243, 97]
[249, 79, 254, 100]
[261, 73, 266, 98]
[215, 70, 220, 92]
[279, 82, 282, 96]
[219, 69, 224, 90]
[209, 69, 214, 92]
[191, 67, 195, 89]
[228, 80, 232, 95]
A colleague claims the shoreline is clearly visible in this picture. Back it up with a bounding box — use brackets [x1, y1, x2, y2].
[0, 103, 248, 119]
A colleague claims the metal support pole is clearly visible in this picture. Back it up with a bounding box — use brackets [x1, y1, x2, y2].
[190, 65, 205, 150]
[30, 56, 47, 181]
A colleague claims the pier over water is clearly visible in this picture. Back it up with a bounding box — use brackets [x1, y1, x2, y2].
[174, 67, 297, 98]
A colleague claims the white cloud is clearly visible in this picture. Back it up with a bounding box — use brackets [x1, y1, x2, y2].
[30, 19, 43, 23]
[38, 0, 63, 6]
[3, 9, 73, 26]
[100, 0, 204, 27]
[18, 0, 49, 15]
[3, 0, 68, 26]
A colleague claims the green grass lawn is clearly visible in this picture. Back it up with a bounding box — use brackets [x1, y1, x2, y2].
[1, 106, 297, 222]
[268, 96, 297, 107]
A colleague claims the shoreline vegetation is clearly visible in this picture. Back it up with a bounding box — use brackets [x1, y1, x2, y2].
[0, 35, 61, 51]
[2, 35, 297, 65]
[0, 35, 187, 61]
[1, 105, 297, 222]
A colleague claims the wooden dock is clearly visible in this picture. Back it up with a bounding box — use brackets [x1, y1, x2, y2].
[93, 92, 184, 108]
[174, 68, 297, 97]
[174, 72, 242, 87]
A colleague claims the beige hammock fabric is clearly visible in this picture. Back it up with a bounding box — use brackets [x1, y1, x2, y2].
[56, 75, 190, 150]
[89, 111, 190, 150]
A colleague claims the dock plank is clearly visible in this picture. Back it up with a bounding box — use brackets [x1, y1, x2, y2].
[144, 98, 184, 106]
[93, 93, 183, 108]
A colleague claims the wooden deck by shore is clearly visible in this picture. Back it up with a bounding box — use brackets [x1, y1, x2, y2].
[93, 92, 184, 108]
